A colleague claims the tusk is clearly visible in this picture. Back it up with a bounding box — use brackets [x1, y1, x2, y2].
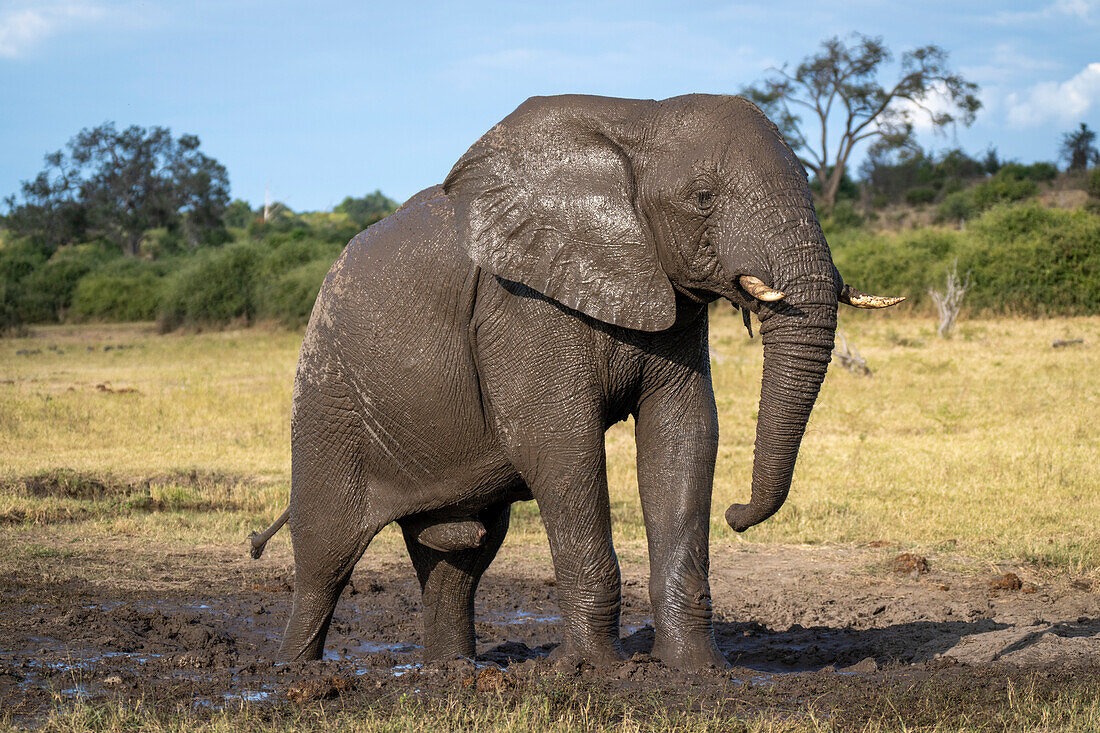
[739, 275, 785, 302]
[838, 284, 906, 309]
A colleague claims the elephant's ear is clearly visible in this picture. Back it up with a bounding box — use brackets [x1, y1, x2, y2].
[443, 95, 676, 332]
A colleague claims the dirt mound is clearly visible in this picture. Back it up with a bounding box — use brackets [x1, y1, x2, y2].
[19, 471, 119, 500]
[891, 552, 929, 576]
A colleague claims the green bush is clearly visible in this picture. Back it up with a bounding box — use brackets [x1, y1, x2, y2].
[934, 166, 1043, 223]
[138, 227, 184, 259]
[255, 232, 343, 280]
[905, 187, 937, 205]
[0, 238, 48, 284]
[998, 161, 1058, 182]
[970, 175, 1038, 211]
[0, 278, 21, 332]
[935, 191, 975, 223]
[833, 202, 1100, 314]
[820, 200, 864, 234]
[1087, 168, 1100, 199]
[0, 239, 45, 330]
[960, 203, 1100, 313]
[250, 233, 343, 326]
[72, 259, 166, 321]
[156, 233, 344, 329]
[256, 259, 332, 327]
[14, 243, 117, 322]
[0, 189, 385, 329]
[831, 227, 961, 308]
[158, 242, 262, 329]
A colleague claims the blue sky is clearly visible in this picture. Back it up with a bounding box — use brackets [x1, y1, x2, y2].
[2, 0, 1098, 210]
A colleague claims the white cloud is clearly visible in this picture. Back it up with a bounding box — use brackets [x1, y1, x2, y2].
[1005, 63, 1100, 127]
[1052, 0, 1097, 19]
[896, 84, 962, 132]
[442, 19, 772, 93]
[991, 0, 1099, 25]
[962, 43, 1061, 86]
[0, 0, 159, 59]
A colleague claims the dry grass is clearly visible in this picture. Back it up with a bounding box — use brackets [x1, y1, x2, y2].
[2, 312, 1099, 570]
[0, 323, 297, 477]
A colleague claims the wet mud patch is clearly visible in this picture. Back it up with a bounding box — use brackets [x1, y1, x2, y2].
[1, 546, 1099, 725]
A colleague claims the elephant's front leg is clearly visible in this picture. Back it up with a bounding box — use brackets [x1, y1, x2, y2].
[530, 443, 625, 667]
[476, 301, 625, 666]
[635, 369, 727, 670]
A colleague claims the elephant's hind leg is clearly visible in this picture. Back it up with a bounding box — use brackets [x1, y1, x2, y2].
[280, 383, 383, 662]
[400, 502, 510, 660]
[279, 518, 377, 662]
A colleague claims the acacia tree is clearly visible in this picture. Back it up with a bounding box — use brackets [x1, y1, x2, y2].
[5, 123, 230, 256]
[744, 34, 981, 212]
[1060, 123, 1099, 171]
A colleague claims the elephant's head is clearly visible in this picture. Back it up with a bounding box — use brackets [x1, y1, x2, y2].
[444, 94, 901, 532]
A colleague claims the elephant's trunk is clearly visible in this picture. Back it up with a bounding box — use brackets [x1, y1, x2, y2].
[725, 261, 837, 532]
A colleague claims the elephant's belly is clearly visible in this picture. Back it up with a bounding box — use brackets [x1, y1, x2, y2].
[385, 450, 527, 518]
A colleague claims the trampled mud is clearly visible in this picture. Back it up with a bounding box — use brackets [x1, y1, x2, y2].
[1, 544, 1098, 724]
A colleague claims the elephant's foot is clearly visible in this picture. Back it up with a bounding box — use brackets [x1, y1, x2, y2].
[651, 636, 729, 671]
[411, 517, 487, 552]
[422, 638, 476, 662]
[587, 646, 628, 668]
[550, 639, 626, 668]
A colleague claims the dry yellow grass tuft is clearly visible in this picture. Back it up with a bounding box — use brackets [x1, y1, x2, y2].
[2, 311, 1098, 570]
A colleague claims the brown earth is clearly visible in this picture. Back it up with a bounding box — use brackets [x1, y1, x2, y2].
[1, 540, 1099, 725]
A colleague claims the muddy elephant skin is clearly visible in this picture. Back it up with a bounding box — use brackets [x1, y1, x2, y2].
[264, 94, 901, 670]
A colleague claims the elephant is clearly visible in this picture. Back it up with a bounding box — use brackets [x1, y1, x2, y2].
[249, 93, 902, 671]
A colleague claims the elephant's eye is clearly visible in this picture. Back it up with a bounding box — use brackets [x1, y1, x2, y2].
[696, 190, 714, 210]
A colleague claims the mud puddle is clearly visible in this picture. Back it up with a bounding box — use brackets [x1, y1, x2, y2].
[1, 545, 1099, 721]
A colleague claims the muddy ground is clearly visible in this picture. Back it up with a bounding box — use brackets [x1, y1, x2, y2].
[2, 541, 1099, 725]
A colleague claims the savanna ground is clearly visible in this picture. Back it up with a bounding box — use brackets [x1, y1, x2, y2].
[1, 307, 1099, 731]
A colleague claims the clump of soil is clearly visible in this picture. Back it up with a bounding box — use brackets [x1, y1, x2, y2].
[990, 572, 1038, 594]
[891, 552, 929, 576]
[287, 676, 357, 703]
[991, 572, 1022, 591]
[94, 383, 138, 394]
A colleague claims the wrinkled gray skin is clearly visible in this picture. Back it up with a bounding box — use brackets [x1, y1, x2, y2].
[275, 94, 880, 671]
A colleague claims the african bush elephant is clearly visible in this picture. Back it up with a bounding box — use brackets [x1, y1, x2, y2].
[250, 94, 901, 670]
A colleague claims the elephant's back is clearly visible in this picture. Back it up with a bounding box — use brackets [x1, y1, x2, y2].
[306, 187, 470, 356]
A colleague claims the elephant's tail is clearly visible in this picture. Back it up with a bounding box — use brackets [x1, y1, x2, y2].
[249, 507, 290, 559]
